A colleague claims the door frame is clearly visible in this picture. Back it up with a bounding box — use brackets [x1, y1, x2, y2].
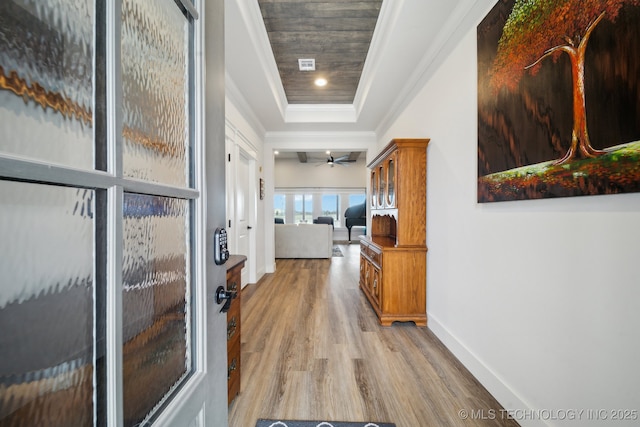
[225, 125, 258, 287]
[152, 0, 225, 424]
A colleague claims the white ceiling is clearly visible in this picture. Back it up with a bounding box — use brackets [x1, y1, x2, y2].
[225, 0, 492, 135]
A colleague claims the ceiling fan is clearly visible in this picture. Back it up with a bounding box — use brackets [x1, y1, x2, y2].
[318, 153, 357, 167]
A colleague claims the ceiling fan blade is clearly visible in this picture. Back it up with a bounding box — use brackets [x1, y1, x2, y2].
[333, 155, 356, 164]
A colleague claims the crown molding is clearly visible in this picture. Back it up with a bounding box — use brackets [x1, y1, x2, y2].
[233, 0, 288, 120]
[352, 0, 404, 117]
[225, 73, 267, 138]
[375, 0, 485, 135]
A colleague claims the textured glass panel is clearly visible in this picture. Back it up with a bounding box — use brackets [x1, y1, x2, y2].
[0, 0, 94, 169]
[0, 181, 95, 426]
[121, 0, 189, 186]
[122, 193, 191, 426]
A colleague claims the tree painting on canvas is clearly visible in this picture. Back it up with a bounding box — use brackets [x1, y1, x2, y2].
[477, 0, 640, 202]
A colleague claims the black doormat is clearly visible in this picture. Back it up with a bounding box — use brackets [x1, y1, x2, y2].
[256, 420, 395, 427]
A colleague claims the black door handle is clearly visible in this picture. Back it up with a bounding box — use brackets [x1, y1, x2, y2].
[247, 225, 252, 229]
[216, 285, 237, 313]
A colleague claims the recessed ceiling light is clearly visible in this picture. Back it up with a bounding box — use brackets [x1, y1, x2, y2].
[274, 150, 279, 155]
[315, 78, 327, 87]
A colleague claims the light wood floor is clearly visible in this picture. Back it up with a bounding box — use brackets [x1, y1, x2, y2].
[228, 244, 519, 427]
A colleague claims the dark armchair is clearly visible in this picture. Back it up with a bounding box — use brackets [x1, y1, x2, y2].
[313, 216, 334, 229]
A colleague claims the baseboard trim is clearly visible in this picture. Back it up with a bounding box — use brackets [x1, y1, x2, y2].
[266, 262, 276, 274]
[256, 266, 266, 282]
[427, 313, 546, 427]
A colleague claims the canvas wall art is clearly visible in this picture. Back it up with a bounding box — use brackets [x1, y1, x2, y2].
[477, 0, 640, 202]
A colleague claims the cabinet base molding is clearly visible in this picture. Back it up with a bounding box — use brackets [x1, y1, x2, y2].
[360, 284, 428, 326]
[380, 314, 427, 327]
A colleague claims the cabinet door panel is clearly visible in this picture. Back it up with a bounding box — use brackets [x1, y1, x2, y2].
[371, 266, 381, 306]
[359, 254, 367, 286]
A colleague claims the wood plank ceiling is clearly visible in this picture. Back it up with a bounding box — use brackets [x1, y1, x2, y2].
[257, 0, 383, 104]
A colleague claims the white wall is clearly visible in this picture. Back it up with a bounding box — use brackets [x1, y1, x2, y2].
[274, 157, 367, 188]
[380, 7, 640, 427]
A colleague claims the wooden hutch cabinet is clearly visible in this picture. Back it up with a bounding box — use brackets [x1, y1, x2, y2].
[360, 138, 429, 326]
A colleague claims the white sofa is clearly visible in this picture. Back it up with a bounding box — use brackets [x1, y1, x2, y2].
[275, 223, 333, 258]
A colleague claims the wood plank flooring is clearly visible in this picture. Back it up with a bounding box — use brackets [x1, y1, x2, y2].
[228, 244, 519, 427]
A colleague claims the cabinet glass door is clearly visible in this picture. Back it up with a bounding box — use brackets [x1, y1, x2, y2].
[387, 157, 396, 207]
[371, 170, 377, 208]
[378, 165, 385, 207]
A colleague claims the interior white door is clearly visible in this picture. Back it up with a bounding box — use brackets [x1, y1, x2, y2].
[236, 150, 251, 286]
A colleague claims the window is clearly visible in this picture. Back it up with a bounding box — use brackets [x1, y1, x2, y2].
[294, 194, 313, 223]
[349, 193, 366, 206]
[274, 193, 286, 222]
[274, 189, 365, 227]
[321, 194, 339, 222]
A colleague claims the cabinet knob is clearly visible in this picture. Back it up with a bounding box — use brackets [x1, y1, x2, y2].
[228, 358, 237, 379]
[227, 316, 237, 340]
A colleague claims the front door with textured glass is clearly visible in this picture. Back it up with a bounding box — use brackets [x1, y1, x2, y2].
[0, 0, 223, 425]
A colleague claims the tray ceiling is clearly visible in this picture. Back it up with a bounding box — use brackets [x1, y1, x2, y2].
[257, 0, 383, 104]
[226, 0, 482, 132]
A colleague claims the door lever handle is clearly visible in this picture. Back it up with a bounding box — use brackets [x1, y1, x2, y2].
[216, 285, 237, 313]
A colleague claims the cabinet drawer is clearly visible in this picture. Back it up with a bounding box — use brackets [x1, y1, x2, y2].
[227, 336, 241, 404]
[227, 275, 240, 294]
[369, 245, 382, 266]
[227, 337, 241, 378]
[227, 311, 240, 342]
[359, 241, 368, 255]
[228, 366, 240, 404]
